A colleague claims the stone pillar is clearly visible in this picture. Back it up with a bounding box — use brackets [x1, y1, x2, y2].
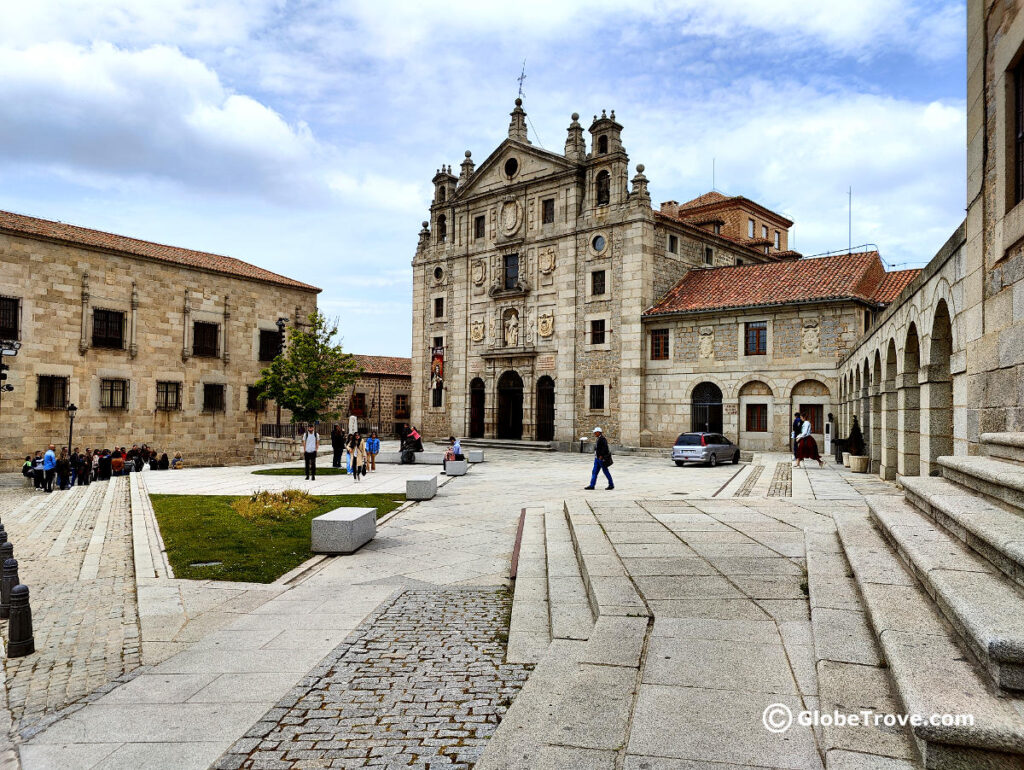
[181, 289, 192, 361]
[78, 271, 90, 355]
[920, 363, 953, 476]
[222, 295, 231, 364]
[870, 384, 882, 474]
[897, 372, 920, 477]
[880, 383, 898, 480]
[860, 386, 870, 459]
[129, 281, 139, 358]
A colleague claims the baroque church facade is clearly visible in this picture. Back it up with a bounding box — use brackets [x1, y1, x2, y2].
[411, 100, 918, 450]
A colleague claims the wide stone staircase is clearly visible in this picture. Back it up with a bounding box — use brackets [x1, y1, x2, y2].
[832, 432, 1024, 768]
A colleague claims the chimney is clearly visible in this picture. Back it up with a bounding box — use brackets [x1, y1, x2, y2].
[660, 201, 680, 218]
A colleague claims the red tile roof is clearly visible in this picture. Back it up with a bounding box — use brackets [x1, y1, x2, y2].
[0, 209, 320, 292]
[353, 355, 411, 377]
[644, 251, 921, 316]
[678, 191, 731, 210]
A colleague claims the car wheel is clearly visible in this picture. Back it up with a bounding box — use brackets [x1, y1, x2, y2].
[674, 460, 685, 467]
[709, 454, 718, 467]
[733, 451, 740, 464]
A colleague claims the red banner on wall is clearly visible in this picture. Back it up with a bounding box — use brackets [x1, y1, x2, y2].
[430, 346, 444, 390]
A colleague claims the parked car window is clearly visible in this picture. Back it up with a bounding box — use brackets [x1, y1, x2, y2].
[675, 434, 702, 446]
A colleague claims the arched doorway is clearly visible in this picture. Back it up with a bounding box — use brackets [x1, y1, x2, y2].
[691, 382, 723, 434]
[900, 323, 921, 477]
[536, 376, 555, 441]
[469, 378, 485, 439]
[497, 371, 524, 440]
[926, 302, 953, 474]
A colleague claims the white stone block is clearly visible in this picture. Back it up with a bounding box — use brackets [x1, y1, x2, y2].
[467, 449, 484, 463]
[445, 459, 468, 476]
[311, 507, 376, 554]
[407, 475, 438, 500]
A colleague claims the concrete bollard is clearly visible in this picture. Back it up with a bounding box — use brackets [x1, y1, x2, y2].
[8, 585, 34, 657]
[1, 558, 18, 619]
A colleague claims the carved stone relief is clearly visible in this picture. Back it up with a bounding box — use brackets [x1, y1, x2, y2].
[470, 319, 485, 343]
[471, 259, 486, 286]
[802, 319, 820, 354]
[538, 312, 555, 338]
[500, 199, 522, 237]
[698, 325, 715, 359]
[538, 246, 556, 275]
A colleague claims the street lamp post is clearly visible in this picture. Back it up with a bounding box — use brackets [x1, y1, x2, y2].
[66, 403, 77, 457]
[274, 317, 289, 438]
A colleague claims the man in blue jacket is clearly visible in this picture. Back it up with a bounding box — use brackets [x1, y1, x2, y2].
[365, 432, 381, 472]
[43, 444, 57, 493]
[584, 428, 614, 491]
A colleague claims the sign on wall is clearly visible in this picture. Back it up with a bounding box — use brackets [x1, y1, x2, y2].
[430, 346, 444, 390]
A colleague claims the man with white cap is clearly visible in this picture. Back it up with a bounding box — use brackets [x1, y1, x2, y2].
[584, 427, 614, 490]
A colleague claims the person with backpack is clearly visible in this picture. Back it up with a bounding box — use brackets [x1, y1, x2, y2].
[584, 427, 614, 491]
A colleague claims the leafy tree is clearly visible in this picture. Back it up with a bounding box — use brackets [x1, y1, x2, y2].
[255, 311, 361, 424]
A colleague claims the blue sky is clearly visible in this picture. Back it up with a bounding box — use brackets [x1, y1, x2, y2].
[0, 1, 966, 356]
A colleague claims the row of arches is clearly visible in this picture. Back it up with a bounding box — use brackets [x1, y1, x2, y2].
[468, 373, 555, 441]
[837, 299, 954, 478]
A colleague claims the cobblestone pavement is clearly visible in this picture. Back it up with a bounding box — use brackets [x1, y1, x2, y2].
[215, 588, 532, 770]
[0, 479, 140, 732]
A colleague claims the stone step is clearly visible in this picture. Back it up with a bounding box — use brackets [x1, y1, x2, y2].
[456, 438, 553, 452]
[544, 507, 595, 641]
[902, 475, 1024, 591]
[804, 529, 917, 769]
[981, 433, 1024, 467]
[937, 455, 1024, 514]
[868, 494, 1024, 693]
[835, 508, 1024, 768]
[506, 507, 551, 664]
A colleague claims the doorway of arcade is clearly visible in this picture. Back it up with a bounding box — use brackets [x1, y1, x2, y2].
[497, 370, 523, 440]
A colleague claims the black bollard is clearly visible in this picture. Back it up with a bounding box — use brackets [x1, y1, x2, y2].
[0, 526, 7, 545]
[0, 541, 12, 566]
[1, 558, 18, 620]
[7, 585, 33, 657]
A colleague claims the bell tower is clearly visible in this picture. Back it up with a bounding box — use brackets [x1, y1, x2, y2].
[586, 109, 629, 211]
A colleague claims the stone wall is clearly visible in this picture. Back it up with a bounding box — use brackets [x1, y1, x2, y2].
[329, 373, 411, 437]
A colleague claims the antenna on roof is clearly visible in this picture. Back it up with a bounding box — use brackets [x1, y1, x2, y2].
[848, 186, 852, 253]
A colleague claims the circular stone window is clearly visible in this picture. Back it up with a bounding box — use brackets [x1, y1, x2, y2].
[592, 235, 606, 252]
[433, 266, 444, 281]
[504, 158, 519, 179]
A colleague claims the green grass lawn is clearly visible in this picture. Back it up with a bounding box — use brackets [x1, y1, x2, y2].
[150, 493, 405, 583]
[252, 466, 348, 476]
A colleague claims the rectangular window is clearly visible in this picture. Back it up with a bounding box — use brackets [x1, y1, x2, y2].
[433, 336, 444, 349]
[434, 297, 444, 318]
[745, 403, 768, 432]
[736, 258, 744, 266]
[762, 224, 768, 239]
[395, 394, 410, 419]
[748, 219, 755, 237]
[37, 375, 68, 409]
[203, 383, 225, 412]
[432, 386, 443, 408]
[668, 235, 678, 254]
[258, 329, 280, 362]
[542, 198, 555, 224]
[503, 253, 519, 290]
[745, 321, 767, 356]
[864, 310, 872, 331]
[193, 322, 219, 357]
[247, 385, 265, 412]
[800, 405, 824, 433]
[713, 223, 721, 235]
[589, 384, 605, 411]
[590, 319, 606, 345]
[350, 392, 366, 417]
[0, 296, 19, 340]
[650, 328, 669, 360]
[156, 381, 181, 411]
[1017, 57, 1024, 205]
[591, 270, 606, 296]
[100, 378, 129, 409]
[774, 231, 781, 249]
[474, 215, 486, 239]
[704, 247, 713, 265]
[92, 308, 125, 349]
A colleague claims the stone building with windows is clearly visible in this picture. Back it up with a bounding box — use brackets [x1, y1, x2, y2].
[411, 100, 918, 451]
[0, 210, 319, 471]
[329, 354, 412, 437]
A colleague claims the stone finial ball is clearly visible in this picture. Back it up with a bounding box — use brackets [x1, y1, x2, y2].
[515, 97, 522, 106]
[637, 164, 645, 173]
[571, 112, 579, 121]
[465, 150, 472, 157]
[422, 221, 429, 228]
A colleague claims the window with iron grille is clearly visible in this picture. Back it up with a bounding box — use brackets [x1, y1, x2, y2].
[247, 385, 266, 412]
[591, 270, 606, 296]
[589, 384, 605, 411]
[590, 319, 606, 345]
[432, 386, 443, 408]
[474, 215, 486, 239]
[193, 322, 219, 357]
[434, 297, 444, 318]
[350, 392, 366, 417]
[542, 198, 555, 224]
[258, 329, 280, 361]
[203, 383, 225, 412]
[100, 378, 129, 409]
[0, 296, 19, 340]
[745, 403, 768, 432]
[503, 253, 519, 290]
[395, 394, 410, 419]
[156, 381, 181, 411]
[744, 321, 767, 356]
[800, 404, 824, 433]
[37, 375, 68, 409]
[650, 328, 669, 360]
[92, 308, 125, 349]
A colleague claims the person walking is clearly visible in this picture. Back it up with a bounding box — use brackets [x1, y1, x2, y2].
[303, 424, 319, 480]
[584, 427, 614, 491]
[350, 433, 367, 482]
[43, 444, 57, 493]
[791, 412, 804, 459]
[365, 431, 380, 472]
[330, 424, 346, 468]
[794, 415, 825, 468]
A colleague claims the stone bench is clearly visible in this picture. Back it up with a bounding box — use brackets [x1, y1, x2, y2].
[311, 507, 376, 554]
[467, 450, 484, 463]
[444, 459, 468, 477]
[407, 476, 437, 500]
[378, 451, 446, 465]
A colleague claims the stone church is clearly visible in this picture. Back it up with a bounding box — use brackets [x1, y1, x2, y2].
[411, 100, 918, 450]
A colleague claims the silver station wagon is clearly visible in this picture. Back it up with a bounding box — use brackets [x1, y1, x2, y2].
[672, 432, 741, 467]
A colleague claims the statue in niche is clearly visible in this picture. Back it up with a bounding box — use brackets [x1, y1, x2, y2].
[504, 310, 519, 347]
